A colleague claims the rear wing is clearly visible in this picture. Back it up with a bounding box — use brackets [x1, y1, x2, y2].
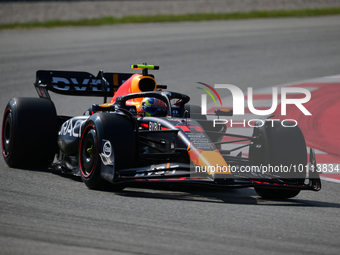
[34, 70, 136, 102]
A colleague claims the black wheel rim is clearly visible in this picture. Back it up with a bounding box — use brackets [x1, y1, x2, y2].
[2, 111, 12, 157]
[80, 127, 97, 178]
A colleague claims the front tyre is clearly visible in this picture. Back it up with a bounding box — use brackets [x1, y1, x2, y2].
[254, 187, 300, 199]
[184, 104, 207, 120]
[79, 124, 101, 189]
[79, 113, 137, 190]
[250, 120, 307, 199]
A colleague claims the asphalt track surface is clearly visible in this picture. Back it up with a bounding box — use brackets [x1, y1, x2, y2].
[1, 16, 340, 254]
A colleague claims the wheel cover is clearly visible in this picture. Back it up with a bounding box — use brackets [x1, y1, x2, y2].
[80, 125, 97, 178]
[2, 109, 12, 157]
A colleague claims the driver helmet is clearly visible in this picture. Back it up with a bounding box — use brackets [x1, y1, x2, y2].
[139, 97, 168, 117]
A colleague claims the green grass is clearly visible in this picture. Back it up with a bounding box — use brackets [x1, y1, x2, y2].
[1, 8, 340, 30]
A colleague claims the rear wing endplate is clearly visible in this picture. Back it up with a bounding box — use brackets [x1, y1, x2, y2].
[34, 70, 135, 102]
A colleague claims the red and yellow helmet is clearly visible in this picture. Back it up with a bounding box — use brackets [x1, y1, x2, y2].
[139, 97, 167, 117]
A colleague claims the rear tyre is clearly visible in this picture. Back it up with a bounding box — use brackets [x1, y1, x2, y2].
[250, 120, 307, 199]
[2, 97, 57, 168]
[79, 113, 137, 190]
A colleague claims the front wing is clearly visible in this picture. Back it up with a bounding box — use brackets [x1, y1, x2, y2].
[113, 161, 321, 191]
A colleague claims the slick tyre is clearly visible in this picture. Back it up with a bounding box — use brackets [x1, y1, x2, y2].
[2, 97, 57, 168]
[185, 104, 225, 144]
[250, 120, 307, 199]
[79, 124, 102, 189]
[185, 104, 207, 120]
[79, 113, 137, 190]
[254, 187, 301, 199]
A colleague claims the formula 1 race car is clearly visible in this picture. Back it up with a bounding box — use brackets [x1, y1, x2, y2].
[1, 64, 321, 198]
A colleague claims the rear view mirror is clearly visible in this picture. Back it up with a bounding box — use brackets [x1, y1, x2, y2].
[214, 109, 233, 116]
